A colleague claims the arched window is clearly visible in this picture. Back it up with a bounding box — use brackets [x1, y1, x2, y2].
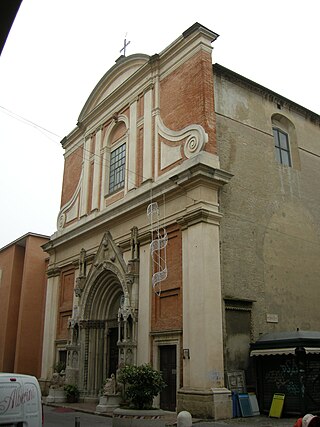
[109, 141, 126, 193]
[271, 113, 300, 169]
[104, 119, 128, 196]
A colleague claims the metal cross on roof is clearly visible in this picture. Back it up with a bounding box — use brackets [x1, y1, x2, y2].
[120, 34, 130, 56]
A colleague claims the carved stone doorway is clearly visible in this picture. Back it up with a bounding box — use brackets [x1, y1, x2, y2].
[73, 230, 139, 398]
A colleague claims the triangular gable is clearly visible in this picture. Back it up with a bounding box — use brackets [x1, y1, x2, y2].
[78, 54, 149, 122]
[75, 231, 128, 300]
[86, 231, 127, 281]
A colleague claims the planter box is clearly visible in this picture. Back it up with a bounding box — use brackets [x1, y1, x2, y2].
[113, 407, 166, 427]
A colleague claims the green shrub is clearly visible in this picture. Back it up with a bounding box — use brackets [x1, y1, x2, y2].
[64, 384, 80, 401]
[118, 364, 166, 410]
[54, 361, 66, 373]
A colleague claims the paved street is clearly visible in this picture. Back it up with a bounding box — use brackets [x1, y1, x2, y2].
[44, 405, 112, 427]
[194, 415, 296, 426]
[44, 404, 297, 427]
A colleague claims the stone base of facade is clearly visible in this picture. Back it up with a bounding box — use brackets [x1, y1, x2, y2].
[46, 388, 66, 403]
[96, 395, 121, 412]
[38, 379, 51, 396]
[83, 396, 99, 404]
[177, 387, 232, 420]
[112, 408, 166, 427]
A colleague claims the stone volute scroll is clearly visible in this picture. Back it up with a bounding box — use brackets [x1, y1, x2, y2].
[157, 115, 208, 170]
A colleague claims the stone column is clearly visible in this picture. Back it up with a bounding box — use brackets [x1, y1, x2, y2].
[177, 208, 232, 420]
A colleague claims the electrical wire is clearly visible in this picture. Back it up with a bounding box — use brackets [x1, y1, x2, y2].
[0, 105, 62, 140]
[0, 104, 200, 204]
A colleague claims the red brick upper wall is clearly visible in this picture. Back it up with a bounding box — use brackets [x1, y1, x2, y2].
[160, 50, 216, 154]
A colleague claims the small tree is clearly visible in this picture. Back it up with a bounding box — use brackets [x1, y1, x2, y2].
[118, 364, 166, 410]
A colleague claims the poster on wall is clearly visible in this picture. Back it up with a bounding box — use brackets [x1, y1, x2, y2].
[226, 370, 246, 394]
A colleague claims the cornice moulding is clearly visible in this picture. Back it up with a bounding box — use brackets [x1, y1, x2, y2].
[48, 158, 229, 250]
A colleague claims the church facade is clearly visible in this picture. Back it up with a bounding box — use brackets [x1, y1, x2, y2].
[41, 23, 320, 418]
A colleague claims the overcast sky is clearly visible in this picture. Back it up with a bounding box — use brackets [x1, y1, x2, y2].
[0, 0, 319, 248]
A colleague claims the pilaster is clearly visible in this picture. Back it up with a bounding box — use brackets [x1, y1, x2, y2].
[143, 86, 153, 182]
[80, 135, 91, 217]
[177, 207, 232, 419]
[128, 100, 137, 190]
[40, 268, 60, 382]
[136, 241, 151, 364]
[91, 127, 102, 211]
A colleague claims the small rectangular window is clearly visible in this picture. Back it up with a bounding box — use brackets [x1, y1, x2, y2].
[109, 143, 126, 193]
[273, 128, 291, 167]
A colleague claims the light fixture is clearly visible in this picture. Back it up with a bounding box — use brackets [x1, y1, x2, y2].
[183, 349, 190, 359]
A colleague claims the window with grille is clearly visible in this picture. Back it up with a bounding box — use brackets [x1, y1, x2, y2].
[273, 127, 291, 166]
[109, 143, 126, 193]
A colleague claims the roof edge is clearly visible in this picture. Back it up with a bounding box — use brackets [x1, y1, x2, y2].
[214, 63, 320, 124]
[0, 232, 50, 252]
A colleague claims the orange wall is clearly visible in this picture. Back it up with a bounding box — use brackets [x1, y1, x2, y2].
[0, 245, 24, 372]
[151, 225, 182, 332]
[57, 268, 74, 341]
[14, 236, 48, 376]
[0, 235, 48, 377]
[160, 50, 216, 154]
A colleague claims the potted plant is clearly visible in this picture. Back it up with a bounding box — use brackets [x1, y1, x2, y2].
[112, 364, 166, 426]
[64, 384, 80, 403]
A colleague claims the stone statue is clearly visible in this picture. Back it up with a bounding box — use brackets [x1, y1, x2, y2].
[49, 370, 65, 390]
[50, 372, 60, 389]
[96, 372, 122, 413]
[103, 373, 117, 396]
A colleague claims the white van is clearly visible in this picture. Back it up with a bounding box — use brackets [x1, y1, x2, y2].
[0, 373, 43, 426]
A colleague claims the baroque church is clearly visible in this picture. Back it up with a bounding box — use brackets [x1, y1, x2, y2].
[41, 23, 320, 418]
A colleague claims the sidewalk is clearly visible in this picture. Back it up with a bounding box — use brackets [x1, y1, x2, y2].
[44, 401, 296, 426]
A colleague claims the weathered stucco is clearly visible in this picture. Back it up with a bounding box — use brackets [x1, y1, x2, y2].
[215, 65, 320, 379]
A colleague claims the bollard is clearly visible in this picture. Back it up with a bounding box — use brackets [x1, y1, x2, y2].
[177, 410, 192, 427]
[75, 416, 80, 427]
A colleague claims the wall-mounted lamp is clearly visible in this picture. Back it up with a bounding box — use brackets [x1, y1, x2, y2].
[183, 349, 190, 359]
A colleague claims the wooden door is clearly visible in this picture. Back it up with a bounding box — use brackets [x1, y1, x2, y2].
[160, 345, 177, 411]
[108, 327, 118, 377]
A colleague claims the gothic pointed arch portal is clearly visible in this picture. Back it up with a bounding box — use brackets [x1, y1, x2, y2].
[67, 230, 139, 398]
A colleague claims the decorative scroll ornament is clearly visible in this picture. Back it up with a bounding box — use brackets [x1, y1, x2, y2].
[157, 115, 208, 170]
[147, 202, 168, 296]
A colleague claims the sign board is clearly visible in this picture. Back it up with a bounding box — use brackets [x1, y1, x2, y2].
[238, 393, 253, 417]
[248, 392, 260, 416]
[269, 393, 285, 418]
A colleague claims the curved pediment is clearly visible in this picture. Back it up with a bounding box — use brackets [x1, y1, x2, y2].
[78, 54, 150, 122]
